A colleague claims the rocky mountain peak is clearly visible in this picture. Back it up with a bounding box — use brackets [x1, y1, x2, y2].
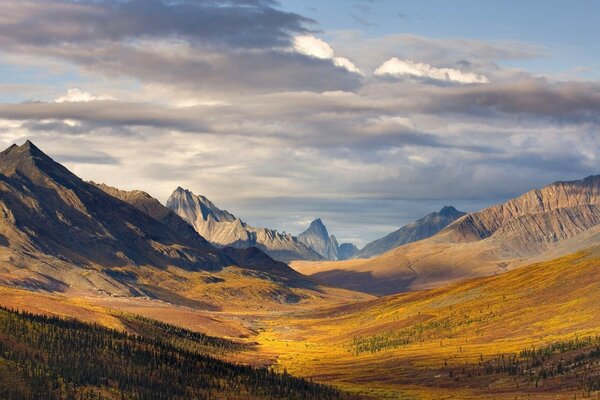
[298, 219, 357, 260]
[166, 188, 322, 262]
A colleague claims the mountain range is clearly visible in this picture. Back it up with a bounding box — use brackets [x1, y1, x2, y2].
[166, 187, 358, 262]
[297, 218, 359, 260]
[0, 141, 365, 309]
[293, 175, 600, 295]
[1, 141, 600, 399]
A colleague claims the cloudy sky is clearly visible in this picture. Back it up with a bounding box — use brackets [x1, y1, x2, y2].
[1, 0, 600, 246]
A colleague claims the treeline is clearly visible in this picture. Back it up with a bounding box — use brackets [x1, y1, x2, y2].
[443, 335, 600, 396]
[0, 306, 341, 400]
[119, 313, 249, 355]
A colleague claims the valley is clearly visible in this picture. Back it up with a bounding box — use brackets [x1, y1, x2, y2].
[0, 141, 599, 399]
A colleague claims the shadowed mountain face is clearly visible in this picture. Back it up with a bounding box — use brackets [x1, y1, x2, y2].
[356, 206, 465, 259]
[293, 176, 600, 295]
[166, 187, 323, 262]
[0, 141, 296, 294]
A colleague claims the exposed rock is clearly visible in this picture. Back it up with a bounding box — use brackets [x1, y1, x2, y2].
[297, 219, 357, 260]
[294, 176, 600, 295]
[338, 242, 359, 260]
[166, 187, 322, 262]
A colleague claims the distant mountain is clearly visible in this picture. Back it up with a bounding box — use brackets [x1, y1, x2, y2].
[338, 242, 360, 260]
[356, 206, 465, 259]
[166, 187, 322, 262]
[297, 218, 358, 260]
[0, 141, 302, 298]
[293, 175, 600, 295]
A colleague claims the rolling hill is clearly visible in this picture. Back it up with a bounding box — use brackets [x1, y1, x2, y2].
[292, 175, 600, 295]
[260, 246, 600, 399]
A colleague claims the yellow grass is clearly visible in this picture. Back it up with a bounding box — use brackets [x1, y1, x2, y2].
[1, 250, 599, 398]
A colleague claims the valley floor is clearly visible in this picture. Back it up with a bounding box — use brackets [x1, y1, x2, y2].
[1, 250, 600, 399]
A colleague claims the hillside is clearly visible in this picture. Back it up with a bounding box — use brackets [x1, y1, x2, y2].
[0, 306, 342, 400]
[356, 206, 465, 259]
[167, 187, 322, 262]
[260, 247, 600, 399]
[293, 175, 600, 295]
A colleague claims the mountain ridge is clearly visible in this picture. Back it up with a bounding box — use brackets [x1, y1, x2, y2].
[0, 142, 304, 300]
[355, 205, 465, 259]
[166, 187, 323, 262]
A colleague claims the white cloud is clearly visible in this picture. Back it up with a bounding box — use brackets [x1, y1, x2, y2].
[55, 88, 115, 103]
[374, 57, 488, 84]
[293, 35, 362, 75]
[333, 57, 363, 75]
[293, 35, 335, 59]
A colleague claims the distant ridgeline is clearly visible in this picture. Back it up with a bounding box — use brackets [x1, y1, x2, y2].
[0, 307, 341, 400]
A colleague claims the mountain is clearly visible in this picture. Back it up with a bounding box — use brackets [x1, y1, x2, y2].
[0, 141, 311, 301]
[297, 218, 358, 260]
[292, 175, 600, 295]
[338, 242, 359, 260]
[166, 187, 322, 262]
[356, 206, 465, 259]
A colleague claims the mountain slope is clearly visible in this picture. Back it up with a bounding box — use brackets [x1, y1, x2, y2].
[166, 187, 322, 262]
[0, 306, 341, 400]
[0, 141, 309, 301]
[356, 206, 465, 259]
[262, 247, 600, 399]
[293, 175, 600, 295]
[298, 219, 339, 260]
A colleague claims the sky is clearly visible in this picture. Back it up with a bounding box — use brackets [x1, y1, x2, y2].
[0, 1, 600, 247]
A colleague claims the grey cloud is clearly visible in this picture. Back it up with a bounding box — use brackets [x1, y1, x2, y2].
[0, 0, 312, 49]
[416, 78, 600, 122]
[0, 0, 364, 94]
[54, 152, 120, 165]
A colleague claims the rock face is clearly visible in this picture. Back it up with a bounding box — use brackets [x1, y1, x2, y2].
[0, 141, 294, 294]
[166, 187, 322, 262]
[444, 175, 600, 254]
[297, 218, 358, 260]
[356, 206, 466, 259]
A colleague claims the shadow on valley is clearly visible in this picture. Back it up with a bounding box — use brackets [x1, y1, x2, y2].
[311, 269, 417, 296]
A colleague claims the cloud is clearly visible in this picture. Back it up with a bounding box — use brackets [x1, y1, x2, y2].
[374, 57, 489, 84]
[0, 0, 312, 50]
[293, 35, 363, 75]
[0, 1, 367, 94]
[0, 1, 599, 245]
[55, 88, 115, 103]
[293, 35, 335, 59]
